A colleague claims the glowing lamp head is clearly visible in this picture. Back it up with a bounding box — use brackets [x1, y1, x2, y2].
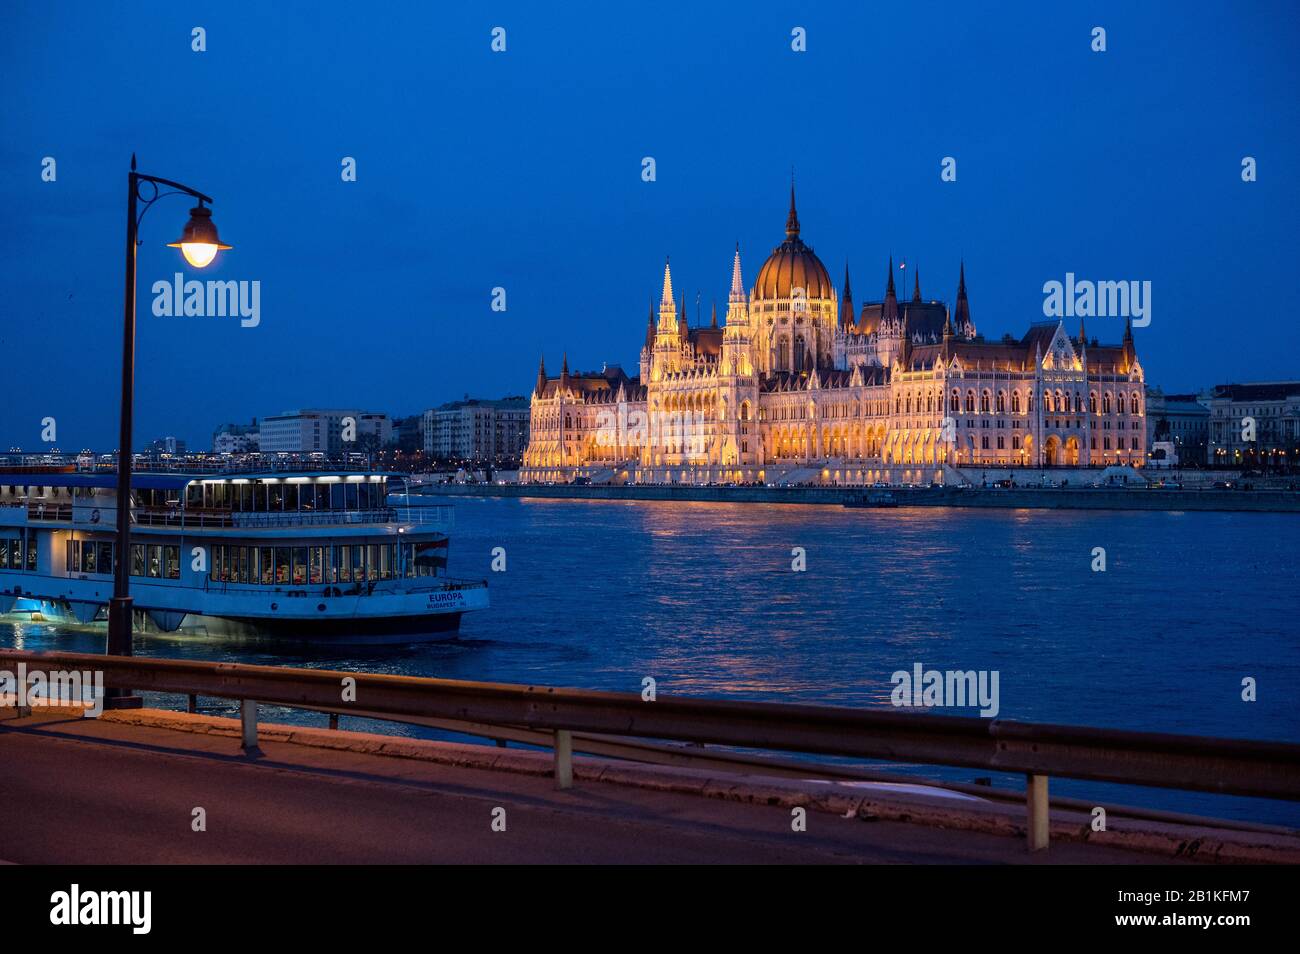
[167, 204, 231, 268]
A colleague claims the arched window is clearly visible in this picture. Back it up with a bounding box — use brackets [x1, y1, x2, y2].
[980, 391, 991, 413]
[1130, 393, 1140, 415]
[778, 338, 790, 371]
[1089, 391, 1098, 414]
[995, 391, 1005, 413]
[1103, 392, 1112, 414]
[793, 336, 806, 371]
[1011, 391, 1021, 414]
[1045, 392, 1054, 413]
[951, 389, 960, 413]
[965, 391, 976, 414]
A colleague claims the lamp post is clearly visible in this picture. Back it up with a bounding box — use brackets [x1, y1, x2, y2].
[106, 155, 230, 709]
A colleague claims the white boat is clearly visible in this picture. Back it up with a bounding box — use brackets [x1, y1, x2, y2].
[0, 470, 488, 644]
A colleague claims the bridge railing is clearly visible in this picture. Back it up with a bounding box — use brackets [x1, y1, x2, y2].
[2, 649, 1297, 851]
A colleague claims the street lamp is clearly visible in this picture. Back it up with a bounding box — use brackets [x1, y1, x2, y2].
[106, 155, 230, 709]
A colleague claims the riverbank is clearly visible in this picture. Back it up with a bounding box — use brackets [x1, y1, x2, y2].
[417, 482, 1300, 513]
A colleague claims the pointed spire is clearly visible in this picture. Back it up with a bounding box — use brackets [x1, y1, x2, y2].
[912, 268, 922, 302]
[943, 305, 954, 339]
[1121, 315, 1135, 371]
[661, 257, 674, 306]
[840, 263, 855, 330]
[646, 297, 656, 348]
[1078, 314, 1087, 347]
[710, 300, 718, 328]
[729, 242, 745, 302]
[678, 295, 688, 338]
[953, 259, 972, 334]
[785, 174, 800, 239]
[536, 354, 547, 395]
[883, 256, 899, 325]
[561, 352, 569, 377]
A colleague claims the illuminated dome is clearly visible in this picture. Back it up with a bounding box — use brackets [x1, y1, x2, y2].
[752, 185, 832, 301]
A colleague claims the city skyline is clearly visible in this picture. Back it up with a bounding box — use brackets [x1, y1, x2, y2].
[3, 2, 1298, 451]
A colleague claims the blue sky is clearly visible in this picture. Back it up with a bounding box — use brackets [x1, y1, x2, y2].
[2, 1, 1298, 450]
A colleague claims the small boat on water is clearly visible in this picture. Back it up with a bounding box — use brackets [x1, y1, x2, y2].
[0, 470, 488, 644]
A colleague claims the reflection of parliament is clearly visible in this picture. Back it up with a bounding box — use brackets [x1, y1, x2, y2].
[522, 186, 1145, 485]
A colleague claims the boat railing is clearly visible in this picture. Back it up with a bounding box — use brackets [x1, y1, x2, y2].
[26, 503, 74, 522]
[131, 508, 404, 530]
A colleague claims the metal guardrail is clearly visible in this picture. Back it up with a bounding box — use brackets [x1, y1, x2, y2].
[2, 649, 1298, 851]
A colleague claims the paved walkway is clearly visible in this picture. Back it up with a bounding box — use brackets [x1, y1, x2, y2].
[0, 711, 1184, 864]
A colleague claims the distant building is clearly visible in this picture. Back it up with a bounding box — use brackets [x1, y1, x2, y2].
[212, 419, 259, 455]
[1144, 388, 1208, 467]
[524, 185, 1146, 484]
[422, 397, 530, 462]
[392, 416, 423, 453]
[144, 436, 187, 457]
[1205, 382, 1300, 469]
[259, 409, 390, 457]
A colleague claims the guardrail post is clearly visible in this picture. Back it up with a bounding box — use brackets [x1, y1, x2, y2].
[1026, 774, 1049, 851]
[240, 699, 260, 755]
[554, 729, 573, 790]
[187, 694, 197, 714]
[329, 712, 339, 731]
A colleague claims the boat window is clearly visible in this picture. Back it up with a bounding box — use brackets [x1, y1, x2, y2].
[131, 544, 145, 576]
[254, 483, 268, 512]
[351, 546, 364, 581]
[0, 539, 10, 569]
[274, 547, 290, 584]
[260, 547, 274, 584]
[148, 545, 162, 578]
[210, 546, 222, 582]
[164, 546, 180, 579]
[337, 545, 351, 583]
[310, 547, 323, 584]
[81, 542, 96, 574]
[97, 542, 114, 574]
[330, 484, 344, 510]
[26, 531, 37, 571]
[345, 483, 358, 510]
[285, 484, 299, 511]
[269, 485, 284, 511]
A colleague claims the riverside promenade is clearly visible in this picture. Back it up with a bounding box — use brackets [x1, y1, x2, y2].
[417, 482, 1300, 513]
[2, 706, 1295, 864]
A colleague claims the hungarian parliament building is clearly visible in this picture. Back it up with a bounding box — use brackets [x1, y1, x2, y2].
[521, 187, 1145, 485]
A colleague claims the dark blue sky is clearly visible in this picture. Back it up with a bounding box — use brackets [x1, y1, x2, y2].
[3, 1, 1298, 450]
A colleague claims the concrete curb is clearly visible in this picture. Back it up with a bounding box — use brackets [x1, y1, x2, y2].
[94, 707, 1300, 864]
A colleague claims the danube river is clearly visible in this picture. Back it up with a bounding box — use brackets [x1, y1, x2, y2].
[4, 498, 1298, 824]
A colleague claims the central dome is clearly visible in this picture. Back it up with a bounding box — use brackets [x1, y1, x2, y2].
[752, 185, 832, 301]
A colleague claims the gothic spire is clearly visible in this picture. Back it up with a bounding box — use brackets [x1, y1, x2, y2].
[535, 354, 547, 395]
[661, 257, 674, 307]
[912, 268, 922, 302]
[883, 256, 899, 325]
[953, 259, 971, 334]
[729, 242, 745, 302]
[840, 262, 855, 330]
[785, 176, 800, 239]
[645, 297, 656, 348]
[710, 300, 718, 328]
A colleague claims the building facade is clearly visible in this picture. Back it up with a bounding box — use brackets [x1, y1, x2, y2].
[522, 187, 1146, 484]
[1144, 389, 1209, 467]
[212, 419, 260, 455]
[422, 398, 530, 462]
[1205, 382, 1300, 469]
[259, 409, 390, 456]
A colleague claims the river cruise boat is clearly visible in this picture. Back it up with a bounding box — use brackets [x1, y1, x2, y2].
[0, 471, 488, 644]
